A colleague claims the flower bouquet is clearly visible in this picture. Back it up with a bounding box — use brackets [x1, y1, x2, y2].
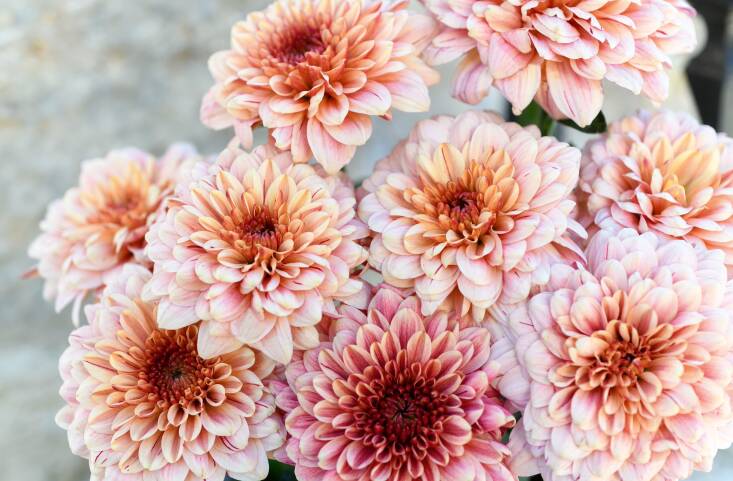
[28, 1, 733, 481]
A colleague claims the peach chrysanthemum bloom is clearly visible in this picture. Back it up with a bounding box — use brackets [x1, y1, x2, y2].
[579, 110, 733, 271]
[279, 285, 519, 481]
[358, 111, 585, 322]
[493, 228, 733, 481]
[201, 0, 439, 174]
[56, 264, 285, 481]
[29, 144, 200, 321]
[143, 140, 369, 363]
[420, 0, 696, 127]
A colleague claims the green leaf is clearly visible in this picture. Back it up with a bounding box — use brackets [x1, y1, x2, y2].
[514, 101, 607, 135]
[259, 456, 542, 481]
[520, 475, 544, 481]
[514, 101, 556, 137]
[266, 460, 297, 481]
[559, 111, 607, 134]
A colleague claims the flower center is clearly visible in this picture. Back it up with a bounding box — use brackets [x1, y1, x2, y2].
[272, 27, 326, 65]
[237, 206, 282, 262]
[622, 138, 724, 217]
[83, 161, 168, 234]
[241, 207, 277, 237]
[443, 190, 483, 220]
[90, 187, 160, 228]
[209, 203, 284, 265]
[565, 289, 683, 404]
[139, 327, 212, 407]
[593, 324, 653, 383]
[411, 161, 518, 245]
[348, 356, 459, 460]
[516, 0, 589, 31]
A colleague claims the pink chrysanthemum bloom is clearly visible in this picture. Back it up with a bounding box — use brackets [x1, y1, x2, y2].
[494, 228, 733, 481]
[280, 285, 518, 481]
[143, 141, 369, 363]
[56, 264, 285, 481]
[201, 0, 439, 174]
[420, 0, 696, 127]
[28, 144, 200, 321]
[579, 110, 733, 271]
[358, 111, 584, 322]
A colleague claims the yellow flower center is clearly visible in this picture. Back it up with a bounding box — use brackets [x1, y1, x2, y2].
[405, 143, 519, 244]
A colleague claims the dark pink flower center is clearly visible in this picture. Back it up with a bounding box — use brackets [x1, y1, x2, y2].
[271, 26, 326, 65]
[140, 327, 213, 407]
[346, 355, 461, 461]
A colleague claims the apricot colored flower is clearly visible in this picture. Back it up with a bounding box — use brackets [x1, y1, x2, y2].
[56, 264, 285, 481]
[281, 285, 517, 481]
[579, 109, 733, 271]
[421, 0, 696, 127]
[201, 0, 439, 174]
[358, 111, 584, 322]
[143, 141, 369, 364]
[29, 144, 200, 321]
[495, 229, 733, 481]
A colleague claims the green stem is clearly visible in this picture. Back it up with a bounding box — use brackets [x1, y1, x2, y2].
[519, 475, 544, 481]
[513, 101, 556, 137]
[514, 101, 608, 135]
[266, 460, 297, 481]
[263, 459, 542, 481]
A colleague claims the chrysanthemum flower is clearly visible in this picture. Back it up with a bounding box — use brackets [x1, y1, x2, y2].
[29, 144, 200, 321]
[579, 110, 733, 271]
[280, 285, 518, 481]
[56, 264, 285, 481]
[358, 111, 584, 322]
[421, 0, 696, 127]
[201, 0, 439, 174]
[143, 141, 369, 363]
[494, 228, 733, 481]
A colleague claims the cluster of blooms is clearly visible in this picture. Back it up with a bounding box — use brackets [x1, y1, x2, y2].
[29, 1, 733, 481]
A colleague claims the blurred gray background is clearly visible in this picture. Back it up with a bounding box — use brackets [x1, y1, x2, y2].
[0, 1, 731, 480]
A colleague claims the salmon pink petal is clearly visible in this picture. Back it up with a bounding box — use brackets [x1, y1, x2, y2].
[56, 266, 284, 481]
[578, 109, 733, 275]
[349, 82, 392, 116]
[488, 33, 532, 80]
[419, 0, 695, 116]
[382, 70, 432, 113]
[323, 114, 373, 147]
[495, 62, 541, 115]
[452, 51, 492, 105]
[307, 119, 357, 174]
[546, 61, 602, 127]
[29, 145, 201, 315]
[358, 110, 582, 323]
[498, 228, 733, 481]
[201, 0, 437, 172]
[279, 285, 515, 481]
[145, 139, 368, 372]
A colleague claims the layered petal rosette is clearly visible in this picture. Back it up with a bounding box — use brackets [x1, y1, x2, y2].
[143, 141, 369, 363]
[29, 144, 200, 320]
[201, 0, 439, 173]
[56, 264, 285, 481]
[421, 0, 696, 127]
[494, 229, 733, 481]
[358, 111, 584, 322]
[579, 110, 733, 271]
[280, 285, 518, 481]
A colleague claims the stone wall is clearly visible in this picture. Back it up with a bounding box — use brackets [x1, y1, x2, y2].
[0, 1, 729, 480]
